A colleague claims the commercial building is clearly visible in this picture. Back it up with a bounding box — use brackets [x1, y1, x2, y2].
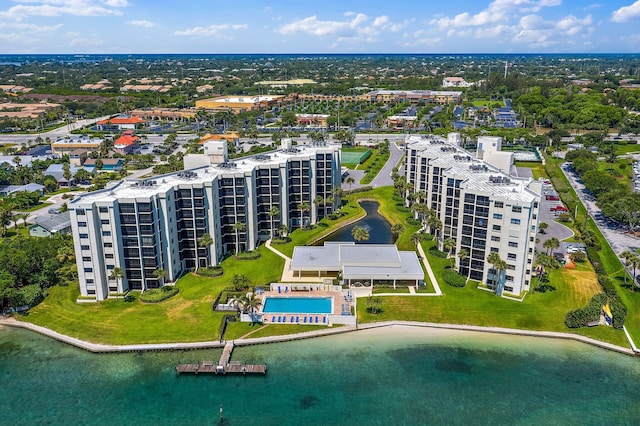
[361, 90, 462, 105]
[405, 134, 541, 296]
[69, 140, 342, 301]
[195, 95, 285, 114]
[51, 136, 102, 156]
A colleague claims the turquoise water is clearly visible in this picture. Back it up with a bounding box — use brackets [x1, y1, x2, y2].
[263, 296, 333, 314]
[1, 325, 640, 425]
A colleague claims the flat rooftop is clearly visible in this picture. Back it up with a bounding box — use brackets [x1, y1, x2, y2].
[73, 143, 339, 205]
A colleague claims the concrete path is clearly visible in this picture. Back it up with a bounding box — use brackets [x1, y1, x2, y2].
[2, 316, 635, 357]
[416, 242, 443, 295]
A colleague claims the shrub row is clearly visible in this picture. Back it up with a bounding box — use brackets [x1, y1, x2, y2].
[198, 266, 224, 277]
[429, 246, 447, 258]
[443, 269, 467, 287]
[406, 217, 420, 226]
[139, 286, 179, 303]
[565, 293, 607, 328]
[344, 185, 373, 195]
[586, 247, 604, 274]
[237, 250, 261, 260]
[565, 292, 626, 329]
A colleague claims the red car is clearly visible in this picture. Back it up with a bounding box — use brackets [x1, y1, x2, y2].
[545, 194, 560, 201]
[550, 205, 568, 212]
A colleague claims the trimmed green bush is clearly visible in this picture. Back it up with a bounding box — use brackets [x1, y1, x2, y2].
[609, 295, 627, 329]
[443, 269, 467, 287]
[565, 293, 606, 328]
[198, 266, 224, 277]
[406, 218, 420, 226]
[139, 286, 179, 303]
[429, 246, 447, 258]
[237, 250, 261, 260]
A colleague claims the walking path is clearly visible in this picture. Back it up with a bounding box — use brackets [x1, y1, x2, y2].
[1, 316, 635, 357]
[416, 242, 443, 295]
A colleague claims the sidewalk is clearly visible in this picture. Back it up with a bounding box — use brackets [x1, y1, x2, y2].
[416, 242, 443, 295]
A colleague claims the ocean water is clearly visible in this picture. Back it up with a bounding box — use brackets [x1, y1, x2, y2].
[1, 325, 639, 425]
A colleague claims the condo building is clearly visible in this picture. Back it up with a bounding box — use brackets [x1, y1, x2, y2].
[70, 140, 341, 301]
[405, 134, 541, 296]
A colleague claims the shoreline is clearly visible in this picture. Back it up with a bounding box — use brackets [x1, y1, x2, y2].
[1, 316, 637, 357]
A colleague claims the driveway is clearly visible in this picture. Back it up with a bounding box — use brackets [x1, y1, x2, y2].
[536, 193, 574, 254]
[561, 162, 640, 255]
[342, 141, 403, 191]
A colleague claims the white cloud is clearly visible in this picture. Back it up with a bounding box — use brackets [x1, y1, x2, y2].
[278, 12, 408, 46]
[174, 24, 247, 37]
[128, 20, 154, 28]
[430, 0, 561, 29]
[0, 21, 62, 32]
[611, 1, 640, 22]
[0, 0, 127, 20]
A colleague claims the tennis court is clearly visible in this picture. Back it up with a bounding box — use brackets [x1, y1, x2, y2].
[342, 149, 371, 164]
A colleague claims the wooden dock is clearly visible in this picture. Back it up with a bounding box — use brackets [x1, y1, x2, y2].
[175, 341, 267, 376]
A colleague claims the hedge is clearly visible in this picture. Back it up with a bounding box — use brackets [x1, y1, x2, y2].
[564, 292, 626, 329]
[429, 246, 447, 258]
[139, 286, 179, 303]
[198, 266, 224, 277]
[237, 250, 261, 260]
[443, 269, 467, 287]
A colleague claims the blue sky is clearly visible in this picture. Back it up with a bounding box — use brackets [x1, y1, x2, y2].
[1, 0, 640, 54]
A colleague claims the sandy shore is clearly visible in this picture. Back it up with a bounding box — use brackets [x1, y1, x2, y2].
[1, 316, 637, 357]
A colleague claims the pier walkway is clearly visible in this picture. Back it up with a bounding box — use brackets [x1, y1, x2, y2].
[175, 341, 268, 376]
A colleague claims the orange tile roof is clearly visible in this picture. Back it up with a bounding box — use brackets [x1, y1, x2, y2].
[114, 134, 140, 147]
[97, 117, 146, 125]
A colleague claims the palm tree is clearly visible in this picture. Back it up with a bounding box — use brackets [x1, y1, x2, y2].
[153, 268, 167, 287]
[109, 267, 124, 301]
[428, 214, 442, 240]
[345, 176, 355, 192]
[313, 195, 325, 217]
[56, 245, 75, 264]
[297, 201, 310, 229]
[278, 224, 289, 239]
[543, 237, 560, 255]
[391, 223, 405, 241]
[621, 250, 635, 285]
[197, 233, 213, 270]
[457, 248, 470, 281]
[268, 206, 280, 239]
[351, 225, 370, 242]
[443, 237, 455, 256]
[487, 252, 507, 296]
[232, 222, 246, 256]
[410, 232, 422, 247]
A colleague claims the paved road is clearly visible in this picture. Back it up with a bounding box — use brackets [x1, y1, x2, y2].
[560, 162, 640, 256]
[342, 140, 403, 191]
[536, 193, 574, 254]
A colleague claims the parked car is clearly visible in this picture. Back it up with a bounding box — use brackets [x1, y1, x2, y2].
[48, 208, 62, 214]
[545, 194, 560, 201]
[550, 205, 568, 212]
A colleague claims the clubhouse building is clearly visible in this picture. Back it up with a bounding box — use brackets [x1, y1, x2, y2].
[70, 140, 341, 301]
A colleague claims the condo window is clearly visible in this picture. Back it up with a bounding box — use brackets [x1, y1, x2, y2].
[508, 242, 518, 248]
[82, 256, 91, 262]
[494, 201, 503, 208]
[99, 207, 108, 213]
[512, 206, 522, 213]
[84, 268, 93, 273]
[493, 213, 503, 219]
[78, 222, 87, 227]
[81, 245, 90, 250]
[102, 231, 111, 236]
[507, 253, 517, 260]
[79, 233, 88, 239]
[76, 209, 85, 215]
[492, 225, 501, 231]
[491, 236, 500, 242]
[511, 218, 521, 225]
[101, 219, 109, 225]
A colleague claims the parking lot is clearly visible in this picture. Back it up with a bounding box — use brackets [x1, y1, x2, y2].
[535, 178, 575, 255]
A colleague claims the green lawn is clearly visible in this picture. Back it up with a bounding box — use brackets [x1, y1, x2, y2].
[359, 247, 628, 347]
[596, 158, 633, 189]
[614, 143, 640, 155]
[21, 173, 634, 348]
[22, 245, 284, 344]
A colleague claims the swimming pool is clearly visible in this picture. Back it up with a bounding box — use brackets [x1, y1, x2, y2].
[262, 297, 333, 314]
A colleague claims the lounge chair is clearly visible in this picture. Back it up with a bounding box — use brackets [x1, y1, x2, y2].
[282, 316, 287, 323]
[323, 316, 327, 323]
[303, 317, 307, 323]
[271, 316, 275, 322]
[290, 316, 294, 322]
[278, 286, 281, 293]
[278, 316, 282, 323]
[315, 316, 319, 323]
[296, 316, 299, 323]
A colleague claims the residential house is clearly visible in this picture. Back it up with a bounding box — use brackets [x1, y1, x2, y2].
[113, 132, 140, 155]
[29, 212, 72, 237]
[0, 183, 45, 197]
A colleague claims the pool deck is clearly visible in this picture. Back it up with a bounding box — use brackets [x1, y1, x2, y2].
[259, 289, 348, 324]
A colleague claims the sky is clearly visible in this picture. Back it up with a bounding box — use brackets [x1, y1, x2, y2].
[1, 0, 640, 54]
